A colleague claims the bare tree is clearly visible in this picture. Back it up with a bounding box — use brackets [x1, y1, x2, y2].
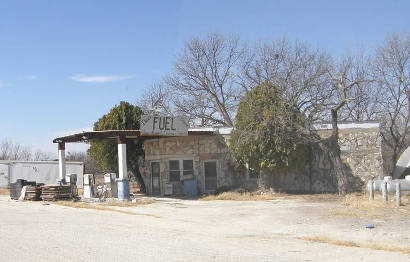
[164, 33, 245, 127]
[0, 139, 32, 160]
[338, 52, 381, 122]
[240, 39, 371, 195]
[373, 34, 410, 174]
[138, 82, 174, 115]
[0, 138, 52, 161]
[32, 149, 53, 161]
[67, 151, 101, 174]
[325, 55, 370, 194]
[239, 39, 332, 124]
[0, 139, 13, 160]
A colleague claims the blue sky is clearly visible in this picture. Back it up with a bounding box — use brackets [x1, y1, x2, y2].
[0, 0, 409, 155]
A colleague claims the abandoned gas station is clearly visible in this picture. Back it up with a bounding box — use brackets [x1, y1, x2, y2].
[53, 115, 386, 200]
[53, 115, 241, 200]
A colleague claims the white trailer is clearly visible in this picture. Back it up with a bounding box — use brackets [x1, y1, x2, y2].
[0, 160, 84, 188]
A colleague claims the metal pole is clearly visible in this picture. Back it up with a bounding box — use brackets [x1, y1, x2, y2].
[382, 181, 388, 203]
[58, 143, 66, 184]
[368, 181, 374, 200]
[396, 183, 401, 208]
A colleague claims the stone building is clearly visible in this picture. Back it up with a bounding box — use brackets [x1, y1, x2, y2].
[142, 128, 236, 196]
[141, 121, 383, 195]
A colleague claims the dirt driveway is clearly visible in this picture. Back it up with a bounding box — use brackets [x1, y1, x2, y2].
[0, 195, 409, 262]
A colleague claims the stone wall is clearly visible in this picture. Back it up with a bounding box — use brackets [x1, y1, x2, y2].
[142, 123, 384, 195]
[270, 125, 383, 193]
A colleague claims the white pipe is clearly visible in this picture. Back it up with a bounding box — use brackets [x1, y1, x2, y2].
[58, 149, 66, 182]
[366, 177, 410, 193]
[118, 143, 127, 179]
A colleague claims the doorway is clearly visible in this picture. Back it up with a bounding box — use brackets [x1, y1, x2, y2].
[151, 162, 161, 194]
[204, 161, 217, 191]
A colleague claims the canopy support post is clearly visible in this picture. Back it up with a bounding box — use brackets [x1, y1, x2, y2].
[58, 142, 66, 184]
[117, 135, 130, 200]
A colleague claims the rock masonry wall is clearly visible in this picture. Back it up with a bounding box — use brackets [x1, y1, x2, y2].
[271, 127, 383, 193]
[142, 126, 383, 195]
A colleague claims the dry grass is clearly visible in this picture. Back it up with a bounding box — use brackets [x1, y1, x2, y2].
[330, 193, 410, 219]
[200, 191, 343, 202]
[300, 236, 410, 254]
[104, 199, 155, 207]
[200, 191, 280, 201]
[54, 201, 136, 215]
[53, 199, 158, 217]
[298, 194, 342, 202]
[0, 188, 10, 195]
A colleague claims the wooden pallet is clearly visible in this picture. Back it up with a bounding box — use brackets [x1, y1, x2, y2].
[40, 185, 73, 201]
[25, 186, 42, 201]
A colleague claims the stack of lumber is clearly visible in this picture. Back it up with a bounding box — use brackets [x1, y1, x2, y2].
[24, 185, 42, 201]
[41, 185, 72, 201]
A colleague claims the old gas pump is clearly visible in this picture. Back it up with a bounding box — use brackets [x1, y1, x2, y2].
[65, 173, 78, 197]
[104, 173, 118, 198]
[83, 174, 95, 199]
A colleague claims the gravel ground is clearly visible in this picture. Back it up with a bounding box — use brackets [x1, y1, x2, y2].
[0, 195, 409, 262]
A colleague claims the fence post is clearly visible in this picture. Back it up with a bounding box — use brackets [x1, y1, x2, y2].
[369, 181, 374, 200]
[396, 183, 401, 208]
[382, 181, 388, 203]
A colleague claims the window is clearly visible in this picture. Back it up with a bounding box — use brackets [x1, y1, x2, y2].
[183, 160, 193, 177]
[168, 159, 194, 182]
[169, 160, 180, 182]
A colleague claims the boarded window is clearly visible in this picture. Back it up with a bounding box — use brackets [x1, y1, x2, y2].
[169, 160, 180, 182]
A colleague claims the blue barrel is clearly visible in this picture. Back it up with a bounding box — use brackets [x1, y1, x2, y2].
[116, 178, 130, 200]
[184, 179, 197, 197]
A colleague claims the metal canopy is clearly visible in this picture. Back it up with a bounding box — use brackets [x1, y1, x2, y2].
[53, 129, 215, 144]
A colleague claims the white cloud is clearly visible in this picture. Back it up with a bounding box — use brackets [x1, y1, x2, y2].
[70, 74, 134, 83]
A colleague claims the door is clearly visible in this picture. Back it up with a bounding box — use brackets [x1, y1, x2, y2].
[204, 161, 217, 191]
[0, 164, 9, 188]
[151, 162, 161, 194]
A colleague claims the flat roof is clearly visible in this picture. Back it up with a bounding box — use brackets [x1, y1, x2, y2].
[53, 121, 378, 144]
[53, 129, 215, 144]
[0, 160, 83, 165]
[312, 121, 379, 130]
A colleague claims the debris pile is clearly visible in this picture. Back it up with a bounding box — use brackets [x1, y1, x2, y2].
[41, 185, 73, 201]
[10, 179, 36, 200]
[24, 185, 42, 201]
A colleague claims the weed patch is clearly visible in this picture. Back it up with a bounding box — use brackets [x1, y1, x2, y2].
[330, 193, 410, 219]
[300, 236, 410, 254]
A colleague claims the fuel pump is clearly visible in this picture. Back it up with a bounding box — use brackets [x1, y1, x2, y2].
[65, 173, 78, 197]
[104, 173, 118, 198]
[83, 174, 95, 199]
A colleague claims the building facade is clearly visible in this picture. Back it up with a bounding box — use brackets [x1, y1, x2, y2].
[141, 122, 383, 196]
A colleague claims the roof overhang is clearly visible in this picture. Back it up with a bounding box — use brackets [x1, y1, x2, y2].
[53, 129, 215, 144]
